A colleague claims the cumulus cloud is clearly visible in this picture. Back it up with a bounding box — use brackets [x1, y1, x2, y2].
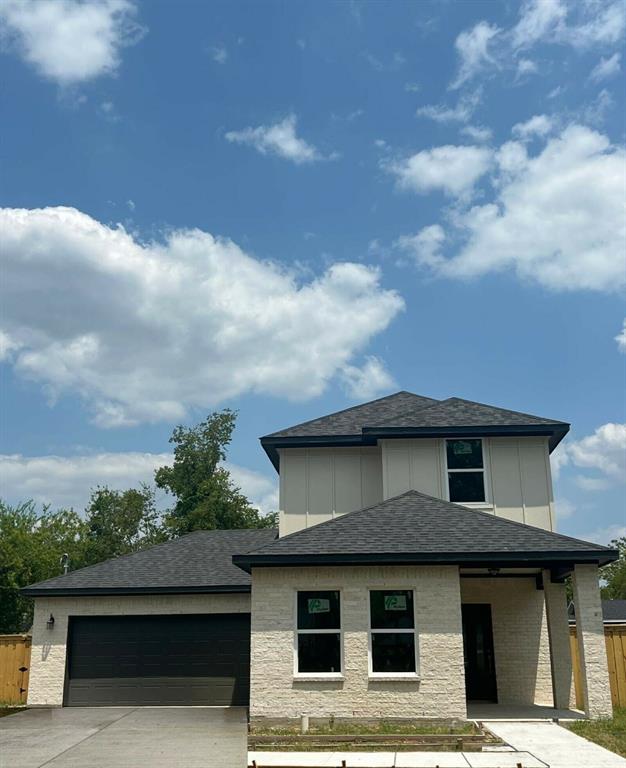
[413, 125, 625, 293]
[0, 452, 278, 515]
[556, 423, 626, 491]
[394, 225, 446, 269]
[461, 125, 493, 143]
[0, 206, 403, 426]
[616, 320, 626, 353]
[416, 89, 481, 124]
[511, 0, 567, 49]
[225, 114, 336, 164]
[384, 144, 492, 198]
[338, 356, 395, 401]
[450, 21, 500, 89]
[512, 114, 554, 139]
[0, 0, 144, 85]
[589, 52, 621, 82]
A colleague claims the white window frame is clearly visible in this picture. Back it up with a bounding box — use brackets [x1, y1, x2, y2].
[442, 437, 491, 508]
[293, 589, 344, 679]
[367, 588, 419, 679]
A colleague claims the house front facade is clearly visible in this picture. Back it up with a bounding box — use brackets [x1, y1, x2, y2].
[23, 392, 618, 720]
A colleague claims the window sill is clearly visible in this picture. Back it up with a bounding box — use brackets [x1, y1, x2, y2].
[293, 675, 345, 682]
[369, 674, 421, 682]
[452, 501, 493, 510]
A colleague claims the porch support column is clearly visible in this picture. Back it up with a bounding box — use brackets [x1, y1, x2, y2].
[572, 564, 612, 719]
[542, 570, 572, 710]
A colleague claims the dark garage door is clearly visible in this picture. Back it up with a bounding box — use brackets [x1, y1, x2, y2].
[65, 613, 250, 706]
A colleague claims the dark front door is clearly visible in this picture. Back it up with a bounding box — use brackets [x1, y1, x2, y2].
[64, 613, 250, 706]
[461, 604, 497, 701]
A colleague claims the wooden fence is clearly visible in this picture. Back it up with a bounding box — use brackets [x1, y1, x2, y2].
[0, 635, 31, 705]
[570, 624, 626, 710]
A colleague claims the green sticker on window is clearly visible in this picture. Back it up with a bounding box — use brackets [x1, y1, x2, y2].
[308, 598, 330, 614]
[384, 594, 407, 611]
[453, 441, 473, 455]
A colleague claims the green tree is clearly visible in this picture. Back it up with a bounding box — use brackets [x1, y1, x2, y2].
[0, 501, 86, 633]
[155, 410, 276, 536]
[81, 485, 165, 566]
[601, 537, 626, 599]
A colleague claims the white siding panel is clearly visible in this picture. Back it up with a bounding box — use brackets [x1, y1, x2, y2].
[409, 439, 442, 498]
[334, 452, 363, 515]
[362, 450, 383, 507]
[490, 440, 524, 523]
[385, 447, 412, 498]
[520, 440, 552, 529]
[307, 453, 333, 526]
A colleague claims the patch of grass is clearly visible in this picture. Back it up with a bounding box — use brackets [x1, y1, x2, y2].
[252, 720, 476, 736]
[0, 707, 26, 718]
[567, 708, 626, 758]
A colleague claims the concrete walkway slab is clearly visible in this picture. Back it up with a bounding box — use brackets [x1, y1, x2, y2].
[0, 707, 248, 768]
[484, 720, 626, 768]
[249, 751, 546, 767]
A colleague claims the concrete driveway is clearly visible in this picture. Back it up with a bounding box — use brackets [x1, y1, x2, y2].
[0, 707, 248, 768]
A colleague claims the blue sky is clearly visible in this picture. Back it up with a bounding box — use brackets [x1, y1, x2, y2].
[0, 0, 624, 543]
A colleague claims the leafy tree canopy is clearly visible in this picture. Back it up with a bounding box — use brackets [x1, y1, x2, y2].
[156, 410, 276, 535]
[601, 537, 626, 600]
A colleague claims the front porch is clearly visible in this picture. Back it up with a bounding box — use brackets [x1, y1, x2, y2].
[459, 563, 613, 721]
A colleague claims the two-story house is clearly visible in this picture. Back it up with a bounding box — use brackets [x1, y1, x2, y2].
[23, 392, 617, 721]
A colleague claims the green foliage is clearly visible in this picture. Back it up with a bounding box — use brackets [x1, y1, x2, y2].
[0, 501, 87, 633]
[156, 410, 276, 535]
[601, 537, 626, 600]
[81, 485, 165, 566]
[1, 409, 276, 632]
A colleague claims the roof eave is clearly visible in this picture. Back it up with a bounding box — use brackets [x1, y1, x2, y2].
[20, 583, 252, 598]
[260, 434, 373, 472]
[233, 548, 617, 574]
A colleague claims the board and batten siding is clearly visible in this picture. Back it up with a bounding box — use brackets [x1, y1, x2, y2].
[278, 447, 383, 536]
[381, 437, 555, 531]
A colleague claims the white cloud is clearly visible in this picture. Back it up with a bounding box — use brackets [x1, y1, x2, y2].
[0, 452, 278, 515]
[512, 114, 554, 139]
[384, 144, 492, 198]
[0, 0, 144, 85]
[225, 114, 335, 165]
[209, 44, 227, 64]
[579, 523, 626, 546]
[416, 90, 481, 124]
[422, 125, 626, 293]
[589, 52, 621, 82]
[567, 423, 626, 482]
[564, 1, 626, 48]
[554, 497, 575, 520]
[338, 356, 396, 401]
[0, 206, 403, 427]
[615, 319, 626, 353]
[516, 58, 538, 77]
[394, 225, 446, 269]
[450, 21, 500, 89]
[511, 0, 567, 49]
[461, 125, 493, 143]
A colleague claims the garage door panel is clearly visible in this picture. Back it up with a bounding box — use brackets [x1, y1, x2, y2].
[65, 614, 250, 706]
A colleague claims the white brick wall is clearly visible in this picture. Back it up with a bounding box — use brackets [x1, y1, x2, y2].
[28, 593, 250, 706]
[459, 577, 553, 706]
[572, 564, 613, 718]
[249, 565, 467, 720]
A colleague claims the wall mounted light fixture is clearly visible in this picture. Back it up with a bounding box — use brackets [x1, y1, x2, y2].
[46, 613, 55, 630]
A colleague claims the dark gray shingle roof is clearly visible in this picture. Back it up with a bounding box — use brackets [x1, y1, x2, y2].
[266, 391, 437, 438]
[261, 392, 569, 469]
[233, 491, 616, 571]
[366, 397, 567, 429]
[569, 600, 626, 623]
[22, 529, 278, 597]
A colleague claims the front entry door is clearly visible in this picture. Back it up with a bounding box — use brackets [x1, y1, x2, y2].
[461, 604, 497, 701]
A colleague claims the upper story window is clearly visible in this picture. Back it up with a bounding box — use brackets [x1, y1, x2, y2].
[369, 589, 417, 676]
[445, 439, 486, 503]
[295, 590, 341, 675]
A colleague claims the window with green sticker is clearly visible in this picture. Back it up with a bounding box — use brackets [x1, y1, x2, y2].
[369, 590, 417, 675]
[296, 590, 341, 674]
[445, 439, 487, 503]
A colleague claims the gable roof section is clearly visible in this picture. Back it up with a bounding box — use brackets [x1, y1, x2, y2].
[266, 391, 437, 438]
[233, 491, 616, 572]
[261, 391, 569, 469]
[22, 528, 278, 597]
